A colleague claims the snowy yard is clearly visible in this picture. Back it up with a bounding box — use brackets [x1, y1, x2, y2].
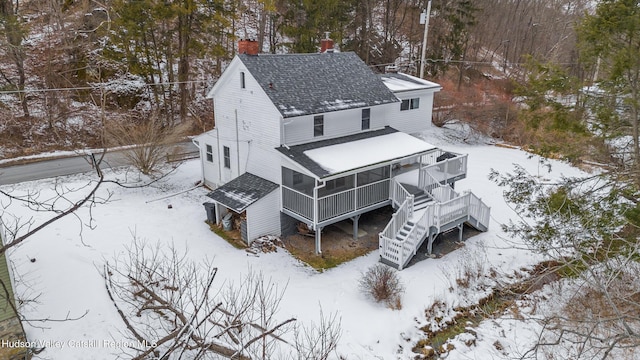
[1, 126, 587, 359]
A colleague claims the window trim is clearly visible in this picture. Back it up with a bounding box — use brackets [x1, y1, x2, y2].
[314, 115, 324, 137]
[205, 144, 213, 163]
[400, 98, 420, 111]
[361, 108, 370, 130]
[240, 71, 246, 89]
[223, 146, 231, 169]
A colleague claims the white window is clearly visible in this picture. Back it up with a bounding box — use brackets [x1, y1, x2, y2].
[314, 115, 324, 137]
[362, 108, 370, 130]
[223, 146, 231, 169]
[400, 98, 420, 111]
[205, 144, 213, 163]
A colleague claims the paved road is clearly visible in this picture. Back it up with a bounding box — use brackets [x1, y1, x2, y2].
[0, 142, 198, 186]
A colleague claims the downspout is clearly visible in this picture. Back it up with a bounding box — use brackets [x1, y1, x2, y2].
[235, 109, 241, 176]
[216, 128, 222, 184]
[312, 179, 326, 228]
[313, 179, 326, 255]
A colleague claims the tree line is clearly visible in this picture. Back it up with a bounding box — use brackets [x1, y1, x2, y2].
[0, 0, 591, 129]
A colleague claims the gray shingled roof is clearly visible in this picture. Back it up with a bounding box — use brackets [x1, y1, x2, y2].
[206, 173, 278, 213]
[276, 127, 398, 178]
[239, 52, 399, 118]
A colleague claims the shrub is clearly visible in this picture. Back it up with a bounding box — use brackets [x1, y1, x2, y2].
[359, 264, 404, 308]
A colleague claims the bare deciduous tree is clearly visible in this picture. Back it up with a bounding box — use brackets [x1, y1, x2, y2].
[105, 238, 342, 360]
[105, 114, 190, 175]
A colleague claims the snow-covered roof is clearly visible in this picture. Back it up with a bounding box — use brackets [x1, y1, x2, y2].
[277, 127, 436, 178]
[379, 72, 441, 93]
[237, 52, 399, 118]
[206, 173, 278, 213]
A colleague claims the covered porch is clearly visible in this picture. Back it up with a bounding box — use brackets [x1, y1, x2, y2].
[277, 127, 461, 254]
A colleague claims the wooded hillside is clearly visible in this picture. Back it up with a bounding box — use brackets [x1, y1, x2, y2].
[0, 0, 593, 158]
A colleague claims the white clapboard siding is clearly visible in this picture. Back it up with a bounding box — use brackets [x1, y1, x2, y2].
[195, 131, 221, 188]
[246, 189, 281, 243]
[386, 89, 437, 134]
[283, 104, 392, 146]
[210, 57, 283, 185]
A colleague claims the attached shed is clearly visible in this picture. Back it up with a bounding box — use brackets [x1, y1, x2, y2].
[206, 173, 280, 244]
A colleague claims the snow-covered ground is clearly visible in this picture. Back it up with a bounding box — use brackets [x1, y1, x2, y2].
[1, 125, 587, 359]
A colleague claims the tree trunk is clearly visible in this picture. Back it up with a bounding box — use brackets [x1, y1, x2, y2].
[1, 0, 29, 117]
[177, 8, 192, 123]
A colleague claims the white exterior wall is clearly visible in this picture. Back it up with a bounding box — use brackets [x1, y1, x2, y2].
[386, 89, 437, 134]
[195, 131, 221, 188]
[283, 104, 392, 145]
[207, 57, 284, 187]
[246, 189, 281, 242]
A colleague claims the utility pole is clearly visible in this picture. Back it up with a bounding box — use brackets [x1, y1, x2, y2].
[419, 0, 432, 79]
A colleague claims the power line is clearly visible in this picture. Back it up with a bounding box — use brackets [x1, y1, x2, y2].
[0, 79, 210, 95]
[370, 58, 580, 68]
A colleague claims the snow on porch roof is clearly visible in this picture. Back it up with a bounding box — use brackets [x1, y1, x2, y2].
[206, 173, 278, 213]
[276, 127, 436, 178]
[378, 72, 441, 93]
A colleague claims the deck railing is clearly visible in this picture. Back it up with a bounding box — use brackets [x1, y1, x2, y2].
[390, 178, 411, 208]
[468, 192, 491, 229]
[381, 191, 413, 239]
[418, 153, 468, 191]
[431, 184, 457, 202]
[380, 202, 434, 270]
[436, 194, 470, 228]
[282, 178, 390, 224]
[379, 189, 491, 270]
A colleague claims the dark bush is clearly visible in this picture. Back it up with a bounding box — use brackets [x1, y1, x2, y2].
[359, 264, 404, 309]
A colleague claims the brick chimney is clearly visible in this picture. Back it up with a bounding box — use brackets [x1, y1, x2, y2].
[320, 32, 334, 53]
[238, 39, 259, 55]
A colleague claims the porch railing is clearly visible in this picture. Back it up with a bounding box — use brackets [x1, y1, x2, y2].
[318, 188, 355, 222]
[282, 178, 390, 224]
[357, 179, 390, 208]
[282, 187, 313, 221]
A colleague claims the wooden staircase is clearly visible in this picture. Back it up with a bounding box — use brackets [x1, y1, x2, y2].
[379, 176, 491, 270]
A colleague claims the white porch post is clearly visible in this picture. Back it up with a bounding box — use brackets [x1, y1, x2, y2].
[315, 226, 323, 255]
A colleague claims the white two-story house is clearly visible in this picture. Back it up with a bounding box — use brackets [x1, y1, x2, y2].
[194, 39, 490, 269]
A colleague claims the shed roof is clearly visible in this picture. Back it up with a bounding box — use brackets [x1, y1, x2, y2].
[206, 173, 278, 213]
[276, 127, 436, 178]
[238, 52, 399, 118]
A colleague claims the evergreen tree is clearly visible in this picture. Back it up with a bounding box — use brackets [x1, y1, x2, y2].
[106, 0, 233, 122]
[425, 0, 478, 76]
[277, 0, 353, 53]
[578, 0, 640, 184]
[0, 0, 28, 117]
